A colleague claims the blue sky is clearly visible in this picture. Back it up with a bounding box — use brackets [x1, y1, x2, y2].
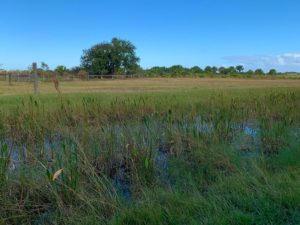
[1, 0, 300, 71]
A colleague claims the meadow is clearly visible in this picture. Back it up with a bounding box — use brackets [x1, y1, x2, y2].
[1, 77, 300, 96]
[0, 78, 300, 224]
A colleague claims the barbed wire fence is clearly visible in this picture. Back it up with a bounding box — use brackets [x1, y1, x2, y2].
[0, 63, 141, 94]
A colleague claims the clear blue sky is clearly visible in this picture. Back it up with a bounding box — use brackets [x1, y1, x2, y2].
[1, 0, 300, 71]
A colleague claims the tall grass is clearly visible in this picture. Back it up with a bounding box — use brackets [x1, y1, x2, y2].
[0, 88, 300, 224]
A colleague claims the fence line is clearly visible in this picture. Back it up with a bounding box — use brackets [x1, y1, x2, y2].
[88, 74, 135, 79]
[0, 74, 32, 82]
[0, 73, 139, 83]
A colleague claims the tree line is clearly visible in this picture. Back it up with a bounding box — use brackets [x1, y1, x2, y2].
[78, 37, 279, 77]
[0, 62, 280, 78]
[141, 65, 279, 77]
[0, 38, 295, 78]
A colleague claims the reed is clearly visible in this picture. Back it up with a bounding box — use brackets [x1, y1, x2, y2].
[0, 87, 300, 224]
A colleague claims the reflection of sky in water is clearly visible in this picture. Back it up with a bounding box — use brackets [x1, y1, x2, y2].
[1, 121, 266, 198]
[4, 137, 62, 171]
[244, 125, 257, 137]
[112, 166, 132, 200]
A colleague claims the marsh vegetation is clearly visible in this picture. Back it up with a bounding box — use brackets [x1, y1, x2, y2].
[0, 87, 300, 224]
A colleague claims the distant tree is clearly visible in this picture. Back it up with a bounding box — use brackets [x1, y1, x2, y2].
[41, 62, 49, 71]
[77, 70, 89, 79]
[37, 62, 50, 78]
[81, 38, 140, 75]
[246, 69, 254, 75]
[218, 66, 236, 75]
[236, 65, 244, 73]
[204, 66, 213, 73]
[190, 66, 203, 74]
[169, 65, 187, 76]
[55, 65, 68, 76]
[204, 66, 218, 74]
[255, 69, 264, 75]
[228, 66, 237, 74]
[268, 69, 277, 75]
[70, 66, 83, 74]
[211, 66, 218, 74]
[146, 66, 168, 76]
[218, 67, 227, 74]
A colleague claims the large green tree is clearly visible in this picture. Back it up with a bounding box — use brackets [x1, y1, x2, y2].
[81, 38, 140, 75]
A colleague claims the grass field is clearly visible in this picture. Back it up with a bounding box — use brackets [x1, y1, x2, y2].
[1, 78, 300, 96]
[0, 78, 300, 224]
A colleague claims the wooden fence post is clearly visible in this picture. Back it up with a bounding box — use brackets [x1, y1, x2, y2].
[9, 73, 12, 85]
[6, 72, 12, 85]
[32, 62, 38, 94]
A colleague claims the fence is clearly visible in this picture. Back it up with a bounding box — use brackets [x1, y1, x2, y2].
[0, 73, 33, 82]
[88, 74, 136, 79]
[0, 62, 139, 95]
[0, 72, 140, 85]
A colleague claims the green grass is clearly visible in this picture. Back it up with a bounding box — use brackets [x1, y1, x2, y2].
[0, 87, 300, 224]
[1, 77, 300, 96]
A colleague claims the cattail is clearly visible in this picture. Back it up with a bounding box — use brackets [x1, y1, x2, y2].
[52, 74, 61, 93]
